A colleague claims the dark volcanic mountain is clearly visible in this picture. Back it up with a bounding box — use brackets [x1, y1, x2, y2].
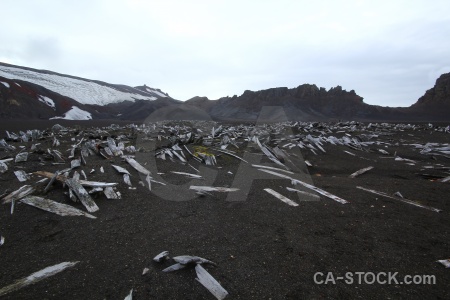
[409, 73, 450, 120]
[1, 62, 449, 122]
[187, 76, 449, 122]
[186, 85, 411, 122]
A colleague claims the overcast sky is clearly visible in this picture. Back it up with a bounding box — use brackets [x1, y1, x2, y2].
[1, 0, 449, 106]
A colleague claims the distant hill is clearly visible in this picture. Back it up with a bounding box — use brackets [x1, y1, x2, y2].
[0, 62, 449, 121]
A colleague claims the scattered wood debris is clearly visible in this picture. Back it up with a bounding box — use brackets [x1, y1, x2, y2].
[258, 169, 349, 204]
[35, 171, 118, 187]
[21, 196, 96, 218]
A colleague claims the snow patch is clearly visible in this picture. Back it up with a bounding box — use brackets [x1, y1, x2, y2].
[0, 81, 10, 88]
[0, 65, 161, 105]
[146, 87, 168, 98]
[38, 95, 55, 109]
[50, 106, 92, 120]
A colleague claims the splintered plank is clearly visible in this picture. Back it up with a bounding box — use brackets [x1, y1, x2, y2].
[171, 171, 203, 179]
[104, 187, 121, 199]
[162, 263, 187, 272]
[124, 289, 133, 300]
[125, 157, 151, 175]
[14, 170, 29, 182]
[195, 264, 229, 300]
[15, 152, 28, 163]
[65, 178, 99, 213]
[286, 187, 320, 200]
[0, 261, 79, 297]
[213, 148, 248, 163]
[264, 188, 298, 206]
[437, 259, 450, 268]
[252, 164, 294, 174]
[189, 186, 239, 193]
[258, 169, 349, 204]
[2, 185, 35, 204]
[356, 186, 442, 213]
[34, 171, 118, 187]
[21, 196, 96, 219]
[349, 166, 374, 178]
[111, 164, 131, 175]
[255, 138, 287, 169]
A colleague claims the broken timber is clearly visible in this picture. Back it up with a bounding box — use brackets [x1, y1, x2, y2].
[257, 169, 349, 204]
[195, 264, 229, 300]
[21, 196, 96, 218]
[124, 157, 151, 175]
[264, 188, 298, 206]
[349, 166, 374, 178]
[356, 186, 442, 213]
[0, 261, 79, 297]
[65, 178, 99, 213]
[34, 171, 118, 187]
[2, 185, 36, 204]
[189, 186, 239, 193]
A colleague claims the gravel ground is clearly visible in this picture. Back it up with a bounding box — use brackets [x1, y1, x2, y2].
[0, 121, 449, 299]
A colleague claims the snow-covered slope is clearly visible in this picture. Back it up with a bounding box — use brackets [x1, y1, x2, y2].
[50, 106, 92, 120]
[0, 64, 165, 105]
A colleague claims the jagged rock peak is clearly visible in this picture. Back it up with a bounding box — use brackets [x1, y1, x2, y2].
[187, 96, 210, 101]
[413, 72, 450, 107]
[238, 84, 360, 100]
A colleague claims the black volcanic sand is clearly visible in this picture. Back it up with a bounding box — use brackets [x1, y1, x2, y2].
[0, 121, 449, 300]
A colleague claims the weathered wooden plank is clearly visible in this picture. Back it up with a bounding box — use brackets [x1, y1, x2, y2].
[35, 171, 118, 187]
[189, 186, 239, 193]
[349, 166, 374, 178]
[195, 264, 229, 300]
[0, 261, 79, 297]
[21, 196, 96, 218]
[258, 169, 349, 204]
[264, 188, 298, 207]
[357, 186, 441, 213]
[14, 170, 29, 182]
[124, 157, 151, 175]
[2, 185, 35, 204]
[171, 171, 203, 179]
[65, 178, 99, 213]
